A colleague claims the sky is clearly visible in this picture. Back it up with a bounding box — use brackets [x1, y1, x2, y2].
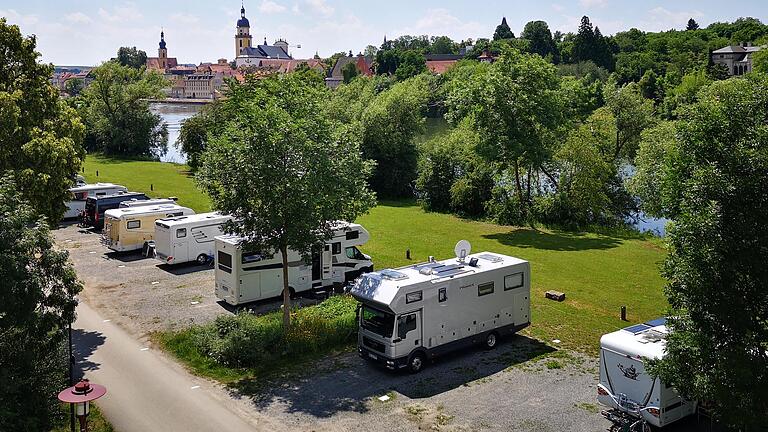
[2, 0, 767, 66]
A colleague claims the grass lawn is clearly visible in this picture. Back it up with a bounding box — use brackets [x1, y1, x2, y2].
[51, 403, 113, 432]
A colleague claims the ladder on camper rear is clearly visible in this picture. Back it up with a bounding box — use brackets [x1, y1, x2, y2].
[601, 409, 651, 432]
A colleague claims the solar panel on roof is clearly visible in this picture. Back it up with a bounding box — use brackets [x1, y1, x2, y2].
[379, 269, 408, 280]
[644, 317, 667, 327]
[623, 324, 652, 334]
[436, 268, 471, 278]
[435, 264, 463, 274]
[478, 253, 503, 263]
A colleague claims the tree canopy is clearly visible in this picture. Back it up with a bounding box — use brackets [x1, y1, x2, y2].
[116, 46, 148, 69]
[493, 17, 515, 40]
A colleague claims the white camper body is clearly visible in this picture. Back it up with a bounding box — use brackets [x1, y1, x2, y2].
[64, 183, 127, 219]
[154, 212, 233, 265]
[119, 198, 177, 208]
[101, 204, 195, 252]
[348, 251, 531, 372]
[214, 222, 373, 305]
[598, 319, 697, 428]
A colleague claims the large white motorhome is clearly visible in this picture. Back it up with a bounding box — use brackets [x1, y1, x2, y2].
[214, 222, 373, 305]
[119, 197, 177, 208]
[64, 183, 127, 219]
[349, 242, 531, 373]
[101, 204, 195, 252]
[154, 212, 233, 265]
[598, 318, 697, 428]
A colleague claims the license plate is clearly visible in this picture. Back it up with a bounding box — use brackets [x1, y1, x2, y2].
[368, 353, 377, 360]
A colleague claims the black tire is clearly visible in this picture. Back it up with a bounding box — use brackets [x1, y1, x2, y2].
[484, 332, 499, 350]
[196, 254, 208, 265]
[282, 287, 296, 300]
[408, 352, 426, 374]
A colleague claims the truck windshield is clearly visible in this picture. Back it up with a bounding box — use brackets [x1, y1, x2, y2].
[361, 305, 394, 338]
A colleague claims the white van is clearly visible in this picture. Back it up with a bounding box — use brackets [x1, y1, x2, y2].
[598, 319, 697, 428]
[64, 183, 127, 219]
[214, 222, 373, 305]
[349, 242, 531, 373]
[101, 204, 195, 252]
[154, 212, 233, 265]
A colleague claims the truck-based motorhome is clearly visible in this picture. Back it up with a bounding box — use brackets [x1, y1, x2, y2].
[154, 212, 233, 265]
[119, 197, 177, 208]
[598, 318, 697, 428]
[349, 242, 531, 373]
[82, 192, 150, 229]
[64, 183, 127, 219]
[214, 222, 373, 305]
[101, 204, 195, 252]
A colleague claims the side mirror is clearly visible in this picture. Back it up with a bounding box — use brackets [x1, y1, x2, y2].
[392, 338, 402, 343]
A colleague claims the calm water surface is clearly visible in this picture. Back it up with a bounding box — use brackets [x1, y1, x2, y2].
[150, 103, 203, 164]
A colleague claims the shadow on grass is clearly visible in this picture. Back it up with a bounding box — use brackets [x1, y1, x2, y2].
[227, 335, 554, 419]
[72, 329, 107, 380]
[376, 199, 419, 208]
[483, 228, 622, 251]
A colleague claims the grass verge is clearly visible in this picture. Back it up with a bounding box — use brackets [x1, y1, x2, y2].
[51, 403, 113, 432]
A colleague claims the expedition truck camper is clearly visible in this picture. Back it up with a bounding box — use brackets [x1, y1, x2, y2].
[214, 222, 373, 305]
[64, 183, 127, 219]
[598, 318, 697, 428]
[154, 212, 233, 265]
[101, 204, 195, 252]
[349, 241, 531, 373]
[119, 197, 178, 208]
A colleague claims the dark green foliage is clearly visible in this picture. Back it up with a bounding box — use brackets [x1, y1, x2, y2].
[706, 62, 730, 80]
[64, 78, 84, 96]
[80, 62, 168, 157]
[521, 20, 557, 61]
[341, 61, 359, 83]
[686, 18, 699, 31]
[429, 36, 457, 54]
[116, 46, 147, 69]
[571, 17, 614, 70]
[493, 17, 515, 41]
[375, 48, 426, 80]
[639, 75, 768, 428]
[638, 69, 660, 101]
[177, 101, 225, 171]
[0, 177, 82, 431]
[0, 18, 86, 223]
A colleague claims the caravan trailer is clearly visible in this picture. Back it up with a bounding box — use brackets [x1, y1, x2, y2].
[101, 204, 195, 252]
[214, 222, 373, 305]
[64, 183, 127, 219]
[154, 212, 233, 265]
[598, 318, 697, 428]
[349, 242, 531, 373]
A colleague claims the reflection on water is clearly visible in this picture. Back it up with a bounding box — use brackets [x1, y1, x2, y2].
[150, 103, 203, 164]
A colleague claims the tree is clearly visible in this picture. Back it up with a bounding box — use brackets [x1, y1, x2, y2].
[341, 61, 359, 84]
[363, 45, 378, 57]
[603, 79, 655, 160]
[177, 101, 226, 172]
[0, 176, 83, 430]
[116, 46, 148, 69]
[430, 36, 457, 55]
[64, 78, 84, 96]
[80, 61, 168, 157]
[752, 48, 768, 74]
[572, 17, 614, 70]
[493, 17, 515, 40]
[521, 20, 556, 59]
[638, 69, 660, 101]
[0, 18, 85, 223]
[638, 75, 768, 428]
[686, 18, 699, 31]
[394, 50, 426, 80]
[196, 74, 375, 329]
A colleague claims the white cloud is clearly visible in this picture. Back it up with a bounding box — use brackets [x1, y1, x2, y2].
[551, 4, 565, 13]
[395, 8, 484, 40]
[64, 12, 92, 24]
[645, 7, 704, 31]
[306, 0, 334, 16]
[170, 13, 200, 24]
[97, 4, 142, 22]
[579, 0, 607, 8]
[0, 9, 39, 26]
[259, 0, 287, 14]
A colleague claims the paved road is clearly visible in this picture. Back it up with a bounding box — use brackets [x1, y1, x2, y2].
[73, 301, 279, 432]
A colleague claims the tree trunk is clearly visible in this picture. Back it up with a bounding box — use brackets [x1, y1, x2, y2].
[513, 160, 525, 215]
[281, 243, 291, 330]
[526, 165, 532, 204]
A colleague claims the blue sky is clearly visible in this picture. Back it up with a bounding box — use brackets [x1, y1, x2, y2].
[2, 0, 766, 66]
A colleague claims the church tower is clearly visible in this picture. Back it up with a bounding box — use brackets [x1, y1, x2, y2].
[158, 30, 168, 70]
[235, 4, 252, 58]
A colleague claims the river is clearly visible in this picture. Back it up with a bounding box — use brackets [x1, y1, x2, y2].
[150, 102, 203, 164]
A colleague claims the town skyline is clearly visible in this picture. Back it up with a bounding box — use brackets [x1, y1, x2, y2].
[2, 0, 767, 66]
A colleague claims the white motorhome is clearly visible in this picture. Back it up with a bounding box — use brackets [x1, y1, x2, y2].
[119, 197, 177, 208]
[101, 204, 195, 252]
[64, 183, 127, 219]
[214, 222, 373, 305]
[598, 318, 697, 428]
[154, 212, 233, 265]
[349, 242, 531, 373]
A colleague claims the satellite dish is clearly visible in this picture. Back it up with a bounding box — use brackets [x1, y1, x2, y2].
[454, 240, 471, 262]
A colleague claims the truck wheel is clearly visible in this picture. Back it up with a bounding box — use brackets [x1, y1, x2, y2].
[408, 352, 426, 374]
[196, 254, 208, 265]
[484, 332, 498, 350]
[282, 287, 296, 299]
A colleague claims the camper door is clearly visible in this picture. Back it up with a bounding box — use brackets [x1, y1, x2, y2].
[601, 348, 656, 411]
[172, 227, 189, 262]
[322, 244, 332, 280]
[393, 310, 422, 358]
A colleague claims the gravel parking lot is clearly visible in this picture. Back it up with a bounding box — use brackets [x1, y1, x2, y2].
[56, 222, 713, 431]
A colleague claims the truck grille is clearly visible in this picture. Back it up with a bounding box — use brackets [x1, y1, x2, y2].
[363, 336, 385, 353]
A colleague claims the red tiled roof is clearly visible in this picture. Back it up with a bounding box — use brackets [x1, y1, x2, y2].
[426, 60, 458, 74]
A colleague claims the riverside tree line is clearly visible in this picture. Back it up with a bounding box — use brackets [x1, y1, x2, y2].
[1, 14, 767, 430]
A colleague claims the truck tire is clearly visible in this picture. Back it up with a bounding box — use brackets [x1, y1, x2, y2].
[484, 332, 498, 350]
[196, 254, 208, 265]
[408, 352, 426, 374]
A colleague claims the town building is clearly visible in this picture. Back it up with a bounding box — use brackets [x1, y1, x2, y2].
[425, 53, 464, 74]
[146, 31, 178, 72]
[325, 52, 374, 89]
[234, 5, 292, 67]
[711, 43, 764, 76]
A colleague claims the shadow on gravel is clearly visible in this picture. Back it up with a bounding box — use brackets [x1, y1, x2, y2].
[104, 251, 149, 263]
[483, 229, 622, 251]
[230, 334, 554, 419]
[157, 262, 213, 276]
[72, 329, 107, 380]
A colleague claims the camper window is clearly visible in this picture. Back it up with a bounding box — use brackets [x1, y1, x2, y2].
[397, 314, 417, 339]
[361, 305, 394, 338]
[242, 251, 263, 264]
[346, 230, 359, 240]
[438, 287, 447, 302]
[127, 220, 141, 229]
[218, 251, 233, 273]
[332, 242, 341, 255]
[504, 272, 524, 290]
[406, 291, 422, 304]
[345, 246, 365, 260]
[478, 282, 494, 296]
[176, 228, 187, 238]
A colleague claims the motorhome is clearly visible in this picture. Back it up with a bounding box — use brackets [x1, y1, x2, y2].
[64, 183, 127, 219]
[598, 318, 697, 428]
[154, 212, 233, 265]
[82, 192, 150, 229]
[101, 204, 195, 252]
[119, 197, 177, 208]
[349, 241, 531, 373]
[214, 222, 373, 305]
